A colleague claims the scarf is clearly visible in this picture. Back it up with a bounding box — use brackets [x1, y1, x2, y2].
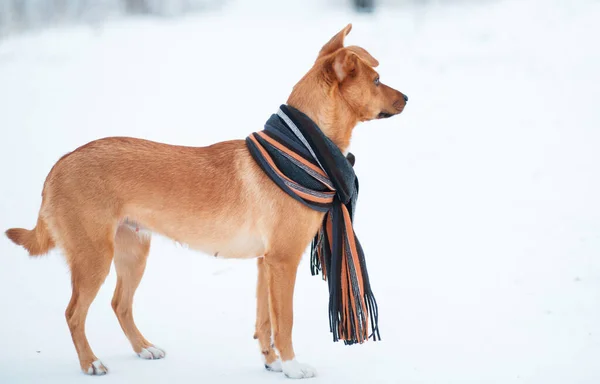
[246, 105, 380, 345]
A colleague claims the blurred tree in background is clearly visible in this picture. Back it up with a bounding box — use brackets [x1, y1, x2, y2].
[0, 0, 223, 34]
[1, 0, 460, 36]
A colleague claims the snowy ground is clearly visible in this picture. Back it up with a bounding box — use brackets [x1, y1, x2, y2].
[1, 0, 600, 383]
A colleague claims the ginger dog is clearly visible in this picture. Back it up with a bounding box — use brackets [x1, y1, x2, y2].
[6, 24, 406, 379]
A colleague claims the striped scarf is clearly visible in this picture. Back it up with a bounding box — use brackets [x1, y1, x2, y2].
[246, 105, 380, 345]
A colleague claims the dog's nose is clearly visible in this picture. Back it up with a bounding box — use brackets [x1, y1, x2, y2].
[403, 94, 408, 102]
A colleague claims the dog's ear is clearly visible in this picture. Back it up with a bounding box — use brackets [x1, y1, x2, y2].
[333, 49, 360, 82]
[346, 46, 379, 68]
[318, 23, 352, 60]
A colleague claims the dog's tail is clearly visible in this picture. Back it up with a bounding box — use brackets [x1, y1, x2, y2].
[6, 216, 55, 257]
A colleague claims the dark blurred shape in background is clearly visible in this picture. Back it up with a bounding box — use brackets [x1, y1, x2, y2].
[354, 0, 375, 13]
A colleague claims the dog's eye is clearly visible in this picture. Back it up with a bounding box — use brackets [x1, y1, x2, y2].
[374, 77, 380, 86]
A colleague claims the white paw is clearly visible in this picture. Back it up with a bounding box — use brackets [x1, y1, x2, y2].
[85, 360, 108, 375]
[265, 359, 283, 372]
[138, 346, 166, 360]
[282, 359, 317, 379]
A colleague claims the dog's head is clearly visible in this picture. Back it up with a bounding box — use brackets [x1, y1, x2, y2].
[288, 24, 407, 150]
[317, 24, 407, 121]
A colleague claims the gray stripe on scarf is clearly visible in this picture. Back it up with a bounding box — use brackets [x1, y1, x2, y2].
[277, 108, 326, 170]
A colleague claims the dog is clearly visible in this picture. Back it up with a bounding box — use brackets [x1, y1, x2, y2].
[5, 23, 406, 379]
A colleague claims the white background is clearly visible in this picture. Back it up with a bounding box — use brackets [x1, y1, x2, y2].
[1, 0, 599, 382]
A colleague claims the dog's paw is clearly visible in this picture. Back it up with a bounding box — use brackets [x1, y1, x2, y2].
[84, 360, 108, 375]
[138, 346, 166, 360]
[265, 359, 283, 372]
[282, 359, 317, 379]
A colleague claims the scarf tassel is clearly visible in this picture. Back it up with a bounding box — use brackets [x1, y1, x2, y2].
[310, 203, 380, 345]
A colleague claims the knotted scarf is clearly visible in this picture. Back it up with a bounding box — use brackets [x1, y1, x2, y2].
[246, 105, 380, 345]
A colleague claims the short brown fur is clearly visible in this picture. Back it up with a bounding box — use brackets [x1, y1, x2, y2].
[5, 24, 406, 377]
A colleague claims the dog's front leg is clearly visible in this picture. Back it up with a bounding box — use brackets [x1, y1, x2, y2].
[254, 257, 282, 372]
[264, 255, 317, 379]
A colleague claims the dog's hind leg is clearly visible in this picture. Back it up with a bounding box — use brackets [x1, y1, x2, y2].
[254, 257, 282, 372]
[63, 226, 114, 375]
[111, 224, 165, 360]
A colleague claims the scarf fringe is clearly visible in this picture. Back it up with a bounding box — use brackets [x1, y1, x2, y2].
[310, 205, 380, 345]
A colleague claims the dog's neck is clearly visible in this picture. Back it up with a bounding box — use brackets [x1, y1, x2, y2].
[287, 75, 357, 154]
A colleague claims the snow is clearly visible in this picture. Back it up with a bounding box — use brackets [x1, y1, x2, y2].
[1, 0, 599, 383]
